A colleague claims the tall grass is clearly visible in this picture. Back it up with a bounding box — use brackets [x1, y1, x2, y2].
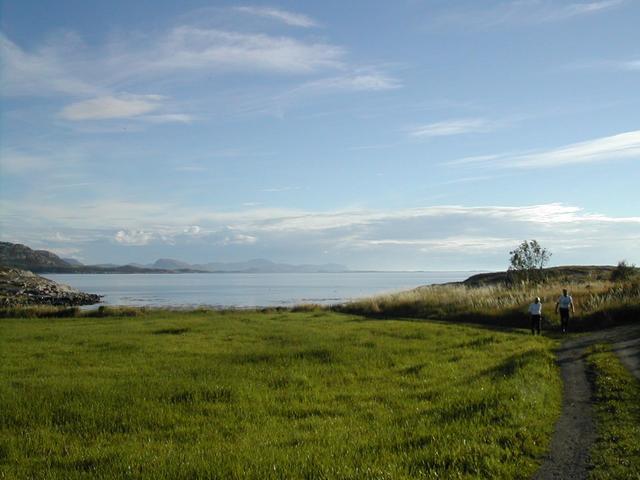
[338, 280, 640, 330]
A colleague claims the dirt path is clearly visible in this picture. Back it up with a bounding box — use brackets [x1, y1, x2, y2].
[533, 324, 640, 480]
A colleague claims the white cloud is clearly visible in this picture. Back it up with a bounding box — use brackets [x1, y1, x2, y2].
[114, 230, 154, 246]
[4, 200, 640, 268]
[223, 233, 258, 245]
[234, 6, 319, 28]
[362, 236, 518, 252]
[60, 94, 164, 120]
[511, 130, 640, 167]
[409, 118, 495, 138]
[446, 130, 640, 168]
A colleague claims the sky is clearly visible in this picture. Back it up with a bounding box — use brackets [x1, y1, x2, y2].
[1, 0, 639, 271]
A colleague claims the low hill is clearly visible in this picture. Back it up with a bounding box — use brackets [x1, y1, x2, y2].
[193, 259, 348, 273]
[151, 258, 193, 270]
[0, 242, 72, 271]
[0, 242, 204, 274]
[463, 266, 617, 286]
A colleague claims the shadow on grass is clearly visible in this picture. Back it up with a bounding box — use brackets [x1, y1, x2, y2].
[232, 347, 335, 365]
[479, 349, 548, 380]
[152, 327, 191, 335]
[334, 304, 640, 334]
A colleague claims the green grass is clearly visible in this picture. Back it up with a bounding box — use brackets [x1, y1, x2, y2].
[587, 344, 640, 479]
[0, 310, 560, 479]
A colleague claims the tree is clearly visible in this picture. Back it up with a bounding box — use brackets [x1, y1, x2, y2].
[611, 260, 637, 282]
[508, 240, 552, 283]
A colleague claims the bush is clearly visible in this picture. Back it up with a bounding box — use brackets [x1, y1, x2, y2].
[611, 260, 637, 283]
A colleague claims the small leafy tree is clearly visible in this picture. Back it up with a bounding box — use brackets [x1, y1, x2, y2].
[611, 260, 637, 282]
[508, 240, 552, 283]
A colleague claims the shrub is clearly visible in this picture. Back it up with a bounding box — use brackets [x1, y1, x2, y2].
[611, 260, 637, 283]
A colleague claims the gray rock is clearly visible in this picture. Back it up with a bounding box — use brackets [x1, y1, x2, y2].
[0, 266, 101, 307]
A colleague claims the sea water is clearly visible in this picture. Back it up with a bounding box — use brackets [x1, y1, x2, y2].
[42, 271, 474, 308]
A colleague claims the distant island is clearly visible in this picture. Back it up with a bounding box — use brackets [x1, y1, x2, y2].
[0, 242, 349, 274]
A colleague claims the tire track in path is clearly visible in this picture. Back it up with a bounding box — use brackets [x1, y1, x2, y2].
[533, 324, 640, 480]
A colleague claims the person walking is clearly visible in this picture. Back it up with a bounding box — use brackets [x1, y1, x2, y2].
[528, 297, 542, 335]
[555, 289, 574, 333]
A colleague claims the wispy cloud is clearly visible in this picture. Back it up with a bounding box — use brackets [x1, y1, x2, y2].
[60, 94, 165, 120]
[435, 0, 627, 29]
[234, 6, 319, 28]
[141, 113, 194, 124]
[298, 71, 402, 93]
[0, 150, 51, 174]
[561, 0, 626, 17]
[446, 130, 640, 168]
[621, 59, 640, 70]
[0, 145, 92, 176]
[409, 118, 495, 138]
[361, 236, 518, 252]
[232, 69, 402, 117]
[262, 186, 302, 193]
[568, 58, 640, 71]
[0, 33, 97, 97]
[1, 27, 347, 99]
[1, 13, 399, 124]
[141, 26, 345, 75]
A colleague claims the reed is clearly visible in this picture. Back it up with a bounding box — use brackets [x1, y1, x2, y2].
[338, 279, 640, 330]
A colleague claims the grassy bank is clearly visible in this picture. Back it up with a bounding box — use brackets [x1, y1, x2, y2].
[338, 280, 640, 331]
[1, 310, 560, 479]
[587, 344, 640, 479]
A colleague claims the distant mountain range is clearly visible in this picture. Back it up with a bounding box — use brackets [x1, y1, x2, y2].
[148, 258, 348, 273]
[0, 242, 349, 274]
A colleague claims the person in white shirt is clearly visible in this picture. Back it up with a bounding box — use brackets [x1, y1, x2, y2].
[555, 289, 575, 334]
[528, 297, 542, 335]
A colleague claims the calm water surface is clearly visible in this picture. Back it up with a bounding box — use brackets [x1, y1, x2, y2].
[43, 272, 474, 308]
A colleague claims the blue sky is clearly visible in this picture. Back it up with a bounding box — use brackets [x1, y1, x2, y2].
[1, 0, 639, 270]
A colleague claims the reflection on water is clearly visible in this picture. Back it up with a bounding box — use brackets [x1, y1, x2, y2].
[42, 272, 474, 308]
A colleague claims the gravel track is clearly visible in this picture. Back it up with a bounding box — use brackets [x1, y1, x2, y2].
[533, 324, 640, 480]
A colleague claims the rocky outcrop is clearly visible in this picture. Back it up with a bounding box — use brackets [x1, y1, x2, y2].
[0, 267, 101, 307]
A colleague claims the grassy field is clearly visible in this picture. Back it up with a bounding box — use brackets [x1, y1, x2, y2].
[587, 344, 640, 479]
[1, 309, 561, 479]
